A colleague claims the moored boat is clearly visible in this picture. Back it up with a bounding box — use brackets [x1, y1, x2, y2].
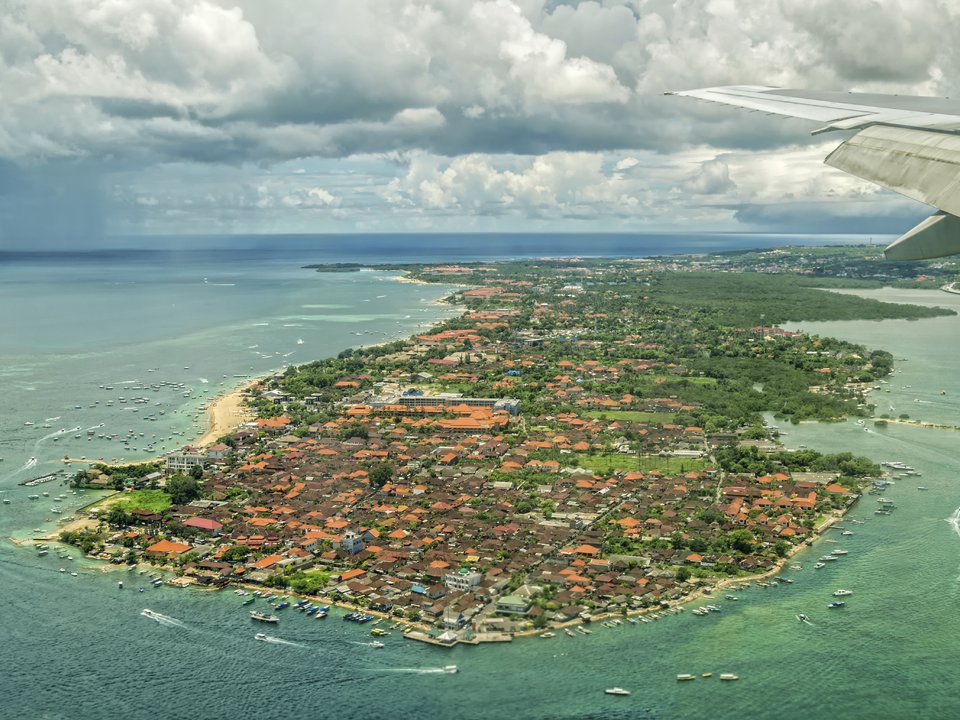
[677, 674, 696, 681]
[250, 610, 279, 623]
[720, 673, 739, 681]
[604, 687, 630, 696]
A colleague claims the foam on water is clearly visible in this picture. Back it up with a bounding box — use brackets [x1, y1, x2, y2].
[946, 507, 960, 539]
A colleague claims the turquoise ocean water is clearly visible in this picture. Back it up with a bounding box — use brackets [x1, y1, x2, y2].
[3, 240, 959, 719]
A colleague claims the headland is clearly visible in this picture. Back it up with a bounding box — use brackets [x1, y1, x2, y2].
[52, 246, 956, 644]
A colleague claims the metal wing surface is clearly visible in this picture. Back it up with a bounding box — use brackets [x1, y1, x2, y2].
[670, 86, 960, 260]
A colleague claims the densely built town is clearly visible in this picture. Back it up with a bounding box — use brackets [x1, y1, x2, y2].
[60, 246, 958, 644]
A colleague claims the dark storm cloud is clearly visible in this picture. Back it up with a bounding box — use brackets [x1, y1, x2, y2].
[0, 0, 955, 240]
[0, 162, 105, 249]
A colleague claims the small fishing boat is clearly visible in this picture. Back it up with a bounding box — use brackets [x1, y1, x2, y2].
[720, 673, 739, 681]
[677, 674, 695, 681]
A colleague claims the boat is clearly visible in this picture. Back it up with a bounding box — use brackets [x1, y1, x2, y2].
[564, 628, 576, 637]
[443, 665, 458, 674]
[371, 628, 390, 637]
[250, 610, 279, 623]
[118, 581, 123, 589]
[841, 530, 853, 536]
[831, 549, 848, 556]
[604, 688, 630, 696]
[141, 608, 160, 619]
[255, 633, 269, 641]
[720, 673, 739, 681]
[832, 589, 853, 597]
[828, 601, 846, 608]
[242, 597, 255, 605]
[539, 631, 556, 638]
[677, 674, 696, 681]
[368, 640, 385, 648]
[797, 613, 809, 623]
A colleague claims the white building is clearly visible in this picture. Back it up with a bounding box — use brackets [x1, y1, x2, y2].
[444, 568, 483, 592]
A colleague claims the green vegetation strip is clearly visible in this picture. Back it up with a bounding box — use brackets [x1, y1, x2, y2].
[573, 454, 708, 475]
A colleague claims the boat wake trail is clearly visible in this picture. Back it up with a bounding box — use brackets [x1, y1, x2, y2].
[257, 635, 305, 647]
[140, 609, 185, 627]
[945, 507, 960, 539]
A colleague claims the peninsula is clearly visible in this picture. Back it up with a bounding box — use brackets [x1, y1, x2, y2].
[59, 245, 956, 643]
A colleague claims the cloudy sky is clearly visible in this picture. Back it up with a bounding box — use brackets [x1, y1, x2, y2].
[1, 0, 955, 247]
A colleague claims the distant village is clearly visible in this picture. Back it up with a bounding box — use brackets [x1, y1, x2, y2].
[63, 249, 909, 644]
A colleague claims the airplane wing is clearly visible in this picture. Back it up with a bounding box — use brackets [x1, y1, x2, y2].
[668, 85, 960, 260]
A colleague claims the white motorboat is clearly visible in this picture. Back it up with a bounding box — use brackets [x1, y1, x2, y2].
[604, 687, 630, 696]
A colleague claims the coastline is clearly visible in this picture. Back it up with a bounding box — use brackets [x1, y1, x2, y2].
[30, 263, 881, 647]
[194, 378, 260, 447]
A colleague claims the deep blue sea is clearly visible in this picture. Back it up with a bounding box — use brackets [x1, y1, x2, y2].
[4, 234, 957, 720]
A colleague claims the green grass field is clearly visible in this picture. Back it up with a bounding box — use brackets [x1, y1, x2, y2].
[586, 410, 677, 423]
[111, 489, 172, 514]
[572, 453, 708, 474]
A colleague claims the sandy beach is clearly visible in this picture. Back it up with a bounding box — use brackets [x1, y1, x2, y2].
[194, 378, 260, 447]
